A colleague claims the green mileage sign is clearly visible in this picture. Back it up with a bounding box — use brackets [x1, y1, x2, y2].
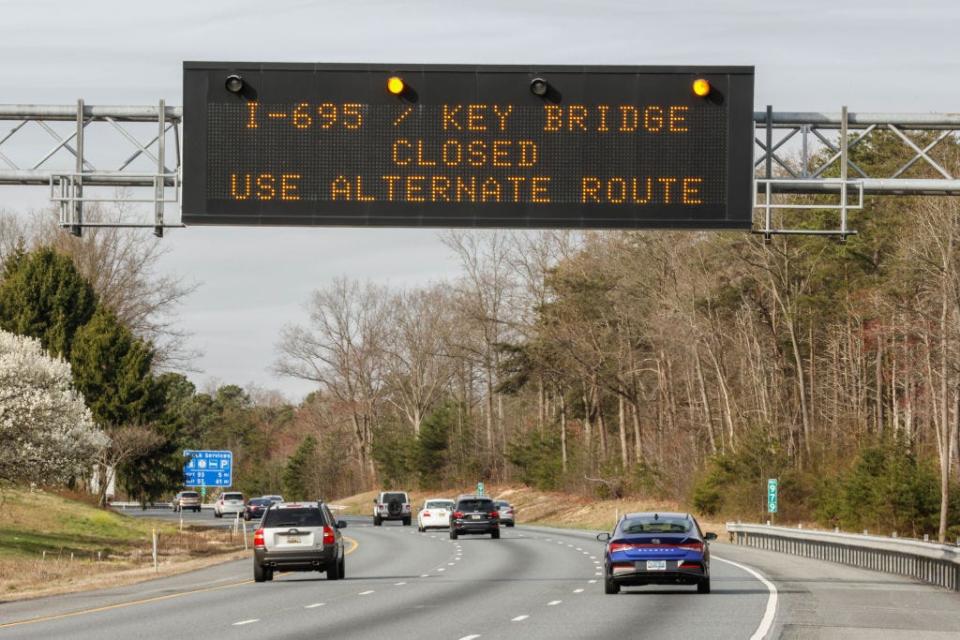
[182, 63, 754, 228]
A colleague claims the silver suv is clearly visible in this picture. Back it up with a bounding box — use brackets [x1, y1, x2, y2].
[373, 491, 411, 526]
[172, 491, 201, 513]
[253, 501, 347, 582]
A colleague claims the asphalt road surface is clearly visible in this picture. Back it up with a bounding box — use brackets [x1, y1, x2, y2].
[1, 515, 958, 639]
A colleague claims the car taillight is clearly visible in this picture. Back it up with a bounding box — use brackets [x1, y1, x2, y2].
[679, 561, 702, 570]
[677, 541, 705, 553]
[453, 511, 463, 519]
[490, 511, 499, 519]
[253, 529, 265, 549]
[608, 542, 638, 553]
[322, 526, 335, 545]
[378, 504, 385, 509]
[422, 511, 431, 517]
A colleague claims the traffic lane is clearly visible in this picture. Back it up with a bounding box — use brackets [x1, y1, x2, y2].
[0, 518, 448, 639]
[261, 525, 767, 640]
[0, 558, 250, 626]
[488, 526, 770, 640]
[260, 526, 595, 640]
[714, 542, 960, 638]
[112, 505, 240, 528]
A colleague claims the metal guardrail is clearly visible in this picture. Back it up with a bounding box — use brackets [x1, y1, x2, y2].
[726, 522, 960, 591]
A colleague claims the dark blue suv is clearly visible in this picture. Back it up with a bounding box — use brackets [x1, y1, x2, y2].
[598, 512, 717, 594]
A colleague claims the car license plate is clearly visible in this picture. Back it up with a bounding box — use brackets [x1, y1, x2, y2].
[646, 560, 667, 571]
[286, 536, 301, 544]
[470, 514, 481, 520]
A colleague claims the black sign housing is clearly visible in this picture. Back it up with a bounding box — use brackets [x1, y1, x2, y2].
[183, 62, 754, 229]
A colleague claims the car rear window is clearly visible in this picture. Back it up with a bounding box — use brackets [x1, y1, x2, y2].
[620, 516, 692, 534]
[182, 492, 199, 498]
[263, 508, 326, 528]
[249, 498, 271, 506]
[382, 493, 407, 503]
[457, 499, 495, 512]
[223, 493, 243, 500]
[426, 501, 453, 509]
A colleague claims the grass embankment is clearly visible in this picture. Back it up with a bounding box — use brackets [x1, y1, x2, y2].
[333, 485, 726, 535]
[0, 489, 249, 601]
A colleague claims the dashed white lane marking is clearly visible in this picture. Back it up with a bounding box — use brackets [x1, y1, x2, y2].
[511, 615, 530, 622]
[595, 572, 603, 576]
[458, 635, 481, 640]
[713, 556, 778, 640]
[233, 619, 259, 626]
[394, 582, 407, 586]
[588, 580, 597, 584]
[358, 590, 375, 595]
[573, 588, 584, 593]
[448, 562, 456, 566]
[547, 600, 562, 606]
[304, 603, 325, 609]
[420, 574, 430, 578]
[437, 567, 446, 572]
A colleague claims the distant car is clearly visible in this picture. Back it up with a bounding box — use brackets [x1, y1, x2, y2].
[373, 491, 411, 526]
[172, 491, 201, 513]
[417, 499, 455, 532]
[244, 497, 274, 521]
[494, 500, 515, 527]
[449, 495, 500, 540]
[598, 512, 717, 595]
[213, 492, 245, 518]
[253, 501, 347, 582]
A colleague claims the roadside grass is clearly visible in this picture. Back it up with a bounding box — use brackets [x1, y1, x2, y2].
[332, 485, 727, 536]
[0, 488, 249, 600]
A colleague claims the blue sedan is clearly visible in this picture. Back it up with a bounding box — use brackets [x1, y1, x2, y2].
[597, 512, 717, 594]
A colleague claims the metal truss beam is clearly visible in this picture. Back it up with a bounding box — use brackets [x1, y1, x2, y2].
[0, 102, 959, 238]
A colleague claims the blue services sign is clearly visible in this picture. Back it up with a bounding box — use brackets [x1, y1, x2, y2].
[184, 450, 233, 487]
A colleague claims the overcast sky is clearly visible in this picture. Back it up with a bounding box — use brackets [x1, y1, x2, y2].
[2, 0, 958, 400]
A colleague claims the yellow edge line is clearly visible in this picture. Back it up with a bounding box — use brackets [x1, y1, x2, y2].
[0, 535, 360, 629]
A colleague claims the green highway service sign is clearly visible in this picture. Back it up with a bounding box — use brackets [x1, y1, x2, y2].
[767, 478, 778, 514]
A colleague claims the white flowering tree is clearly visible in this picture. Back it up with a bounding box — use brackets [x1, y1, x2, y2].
[0, 329, 107, 487]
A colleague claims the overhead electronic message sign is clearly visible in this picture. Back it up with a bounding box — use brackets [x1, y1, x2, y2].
[183, 63, 754, 229]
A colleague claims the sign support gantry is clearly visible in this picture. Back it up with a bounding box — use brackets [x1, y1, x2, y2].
[1, 101, 958, 237]
[0, 102, 182, 237]
[754, 105, 960, 239]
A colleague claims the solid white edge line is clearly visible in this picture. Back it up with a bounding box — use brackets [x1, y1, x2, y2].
[713, 556, 778, 640]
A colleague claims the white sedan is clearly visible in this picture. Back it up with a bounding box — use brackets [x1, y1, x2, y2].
[213, 491, 245, 518]
[417, 499, 455, 532]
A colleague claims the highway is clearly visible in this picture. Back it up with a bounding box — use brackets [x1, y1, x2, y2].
[1, 514, 958, 639]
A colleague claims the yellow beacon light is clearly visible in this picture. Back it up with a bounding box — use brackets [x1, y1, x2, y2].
[387, 76, 405, 95]
[692, 78, 711, 97]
